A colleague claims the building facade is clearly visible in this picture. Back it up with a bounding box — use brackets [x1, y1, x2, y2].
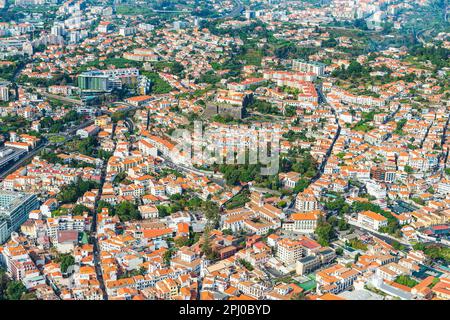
[0, 190, 39, 244]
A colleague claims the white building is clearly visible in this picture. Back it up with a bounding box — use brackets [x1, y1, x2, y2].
[0, 82, 10, 101]
[290, 211, 321, 233]
[357, 211, 388, 231]
[366, 180, 387, 199]
[276, 238, 304, 266]
[295, 190, 319, 212]
[292, 59, 325, 76]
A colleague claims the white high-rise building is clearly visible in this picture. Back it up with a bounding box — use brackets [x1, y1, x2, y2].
[0, 82, 9, 101]
[292, 59, 325, 76]
[51, 24, 64, 37]
[69, 31, 80, 44]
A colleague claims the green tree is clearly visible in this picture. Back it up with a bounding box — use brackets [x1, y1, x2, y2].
[315, 217, 335, 246]
[237, 258, 254, 271]
[203, 201, 220, 227]
[174, 236, 190, 248]
[115, 201, 140, 222]
[404, 165, 414, 174]
[57, 180, 99, 204]
[222, 229, 233, 236]
[291, 292, 306, 300]
[73, 204, 90, 215]
[97, 200, 115, 215]
[6, 281, 27, 300]
[394, 275, 419, 288]
[201, 228, 217, 260]
[394, 119, 407, 135]
[391, 240, 405, 251]
[20, 292, 37, 300]
[0, 268, 9, 299]
[57, 253, 75, 273]
[163, 250, 173, 266]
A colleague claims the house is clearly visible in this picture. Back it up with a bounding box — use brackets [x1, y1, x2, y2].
[295, 189, 319, 212]
[125, 95, 153, 107]
[76, 125, 100, 139]
[138, 205, 159, 219]
[316, 264, 359, 295]
[279, 172, 301, 189]
[290, 210, 322, 233]
[357, 211, 388, 231]
[56, 230, 79, 253]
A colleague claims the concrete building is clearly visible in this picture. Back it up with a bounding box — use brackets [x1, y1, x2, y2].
[76, 125, 100, 139]
[291, 210, 321, 233]
[292, 59, 325, 76]
[276, 238, 304, 266]
[0, 81, 10, 101]
[0, 190, 39, 244]
[296, 247, 336, 275]
[357, 210, 388, 231]
[295, 190, 319, 212]
[78, 68, 139, 93]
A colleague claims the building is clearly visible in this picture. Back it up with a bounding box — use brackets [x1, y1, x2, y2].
[0, 191, 39, 244]
[0, 81, 10, 101]
[366, 181, 387, 199]
[292, 60, 325, 76]
[1, 243, 43, 283]
[46, 215, 90, 241]
[290, 210, 321, 233]
[296, 255, 321, 276]
[76, 125, 100, 139]
[276, 238, 304, 266]
[138, 205, 159, 219]
[357, 211, 388, 231]
[316, 264, 359, 295]
[279, 172, 300, 189]
[206, 103, 245, 120]
[138, 23, 154, 32]
[78, 71, 111, 92]
[98, 21, 112, 33]
[119, 27, 136, 37]
[125, 95, 153, 107]
[295, 190, 319, 212]
[78, 68, 139, 93]
[296, 247, 336, 275]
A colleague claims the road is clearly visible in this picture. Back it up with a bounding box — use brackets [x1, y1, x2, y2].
[0, 119, 93, 181]
[124, 117, 135, 133]
[325, 26, 377, 33]
[440, 114, 450, 176]
[160, 154, 221, 179]
[40, 92, 83, 105]
[0, 140, 47, 180]
[415, 1, 448, 44]
[152, 9, 190, 13]
[0, 147, 27, 168]
[446, 2, 449, 22]
[107, 101, 147, 116]
[347, 219, 411, 248]
[248, 109, 286, 121]
[382, 104, 401, 125]
[90, 162, 109, 300]
[89, 122, 117, 300]
[223, 0, 244, 19]
[285, 87, 341, 212]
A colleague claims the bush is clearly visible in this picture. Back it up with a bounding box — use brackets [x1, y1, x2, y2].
[394, 275, 419, 288]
